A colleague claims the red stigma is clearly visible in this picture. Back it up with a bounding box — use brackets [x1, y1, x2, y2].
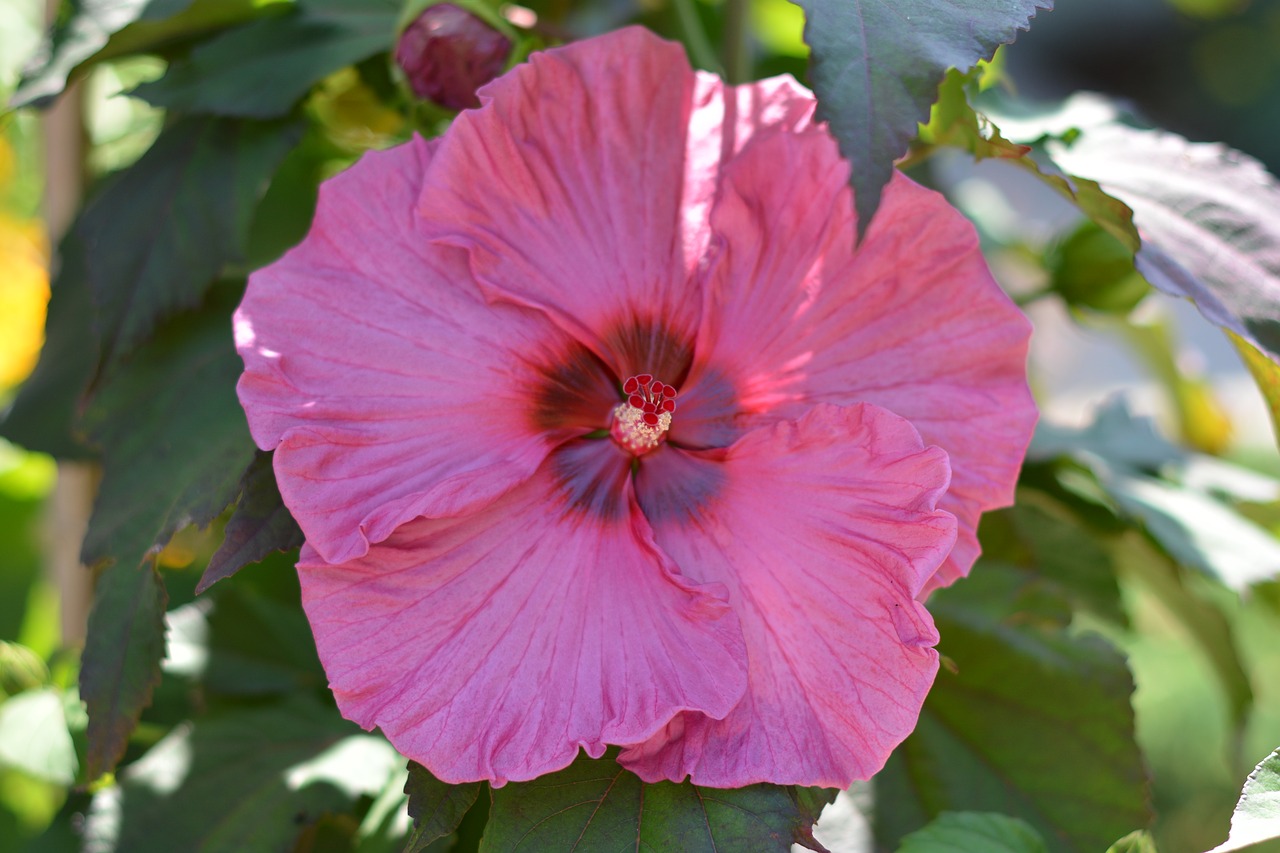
[609, 374, 680, 456]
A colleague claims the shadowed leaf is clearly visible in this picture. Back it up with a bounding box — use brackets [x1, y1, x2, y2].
[77, 115, 300, 370]
[792, 0, 1050, 238]
[80, 299, 255, 571]
[83, 697, 399, 852]
[404, 762, 481, 852]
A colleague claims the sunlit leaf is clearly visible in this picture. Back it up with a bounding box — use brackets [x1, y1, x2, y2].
[897, 812, 1049, 853]
[1210, 747, 1280, 853]
[1230, 331, 1280, 450]
[792, 0, 1050, 238]
[11, 0, 279, 109]
[133, 0, 399, 118]
[197, 452, 303, 595]
[913, 69, 1031, 164]
[0, 689, 78, 786]
[83, 697, 399, 853]
[482, 751, 832, 852]
[403, 762, 480, 853]
[875, 563, 1149, 852]
[76, 115, 300, 369]
[1106, 829, 1157, 853]
[1046, 124, 1280, 366]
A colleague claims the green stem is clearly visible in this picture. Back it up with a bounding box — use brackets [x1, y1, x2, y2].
[722, 0, 749, 83]
[672, 0, 722, 75]
[1013, 284, 1055, 307]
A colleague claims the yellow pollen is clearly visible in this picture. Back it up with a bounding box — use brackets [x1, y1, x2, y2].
[610, 402, 671, 456]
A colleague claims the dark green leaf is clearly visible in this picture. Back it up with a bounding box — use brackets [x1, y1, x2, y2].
[197, 452, 303, 594]
[875, 563, 1150, 853]
[80, 298, 255, 570]
[897, 812, 1049, 853]
[83, 697, 400, 853]
[77, 115, 301, 369]
[11, 0, 274, 109]
[1045, 124, 1280, 366]
[202, 574, 327, 696]
[792, 0, 1050, 238]
[1211, 747, 1280, 852]
[403, 762, 481, 853]
[79, 559, 167, 780]
[0, 231, 96, 459]
[133, 0, 399, 118]
[482, 751, 828, 852]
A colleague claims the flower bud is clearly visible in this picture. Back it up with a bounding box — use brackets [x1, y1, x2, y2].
[395, 3, 513, 110]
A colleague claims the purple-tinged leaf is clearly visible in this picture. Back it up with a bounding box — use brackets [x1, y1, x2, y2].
[197, 452, 303, 594]
[1048, 124, 1280, 364]
[80, 559, 167, 781]
[793, 0, 1051, 238]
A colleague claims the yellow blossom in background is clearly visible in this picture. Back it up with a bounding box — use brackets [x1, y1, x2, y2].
[0, 213, 48, 391]
[0, 133, 49, 392]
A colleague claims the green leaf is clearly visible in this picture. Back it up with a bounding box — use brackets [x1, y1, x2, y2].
[914, 69, 1031, 164]
[897, 812, 1049, 853]
[79, 559, 167, 780]
[1032, 399, 1280, 591]
[133, 0, 399, 118]
[1045, 123, 1280, 366]
[403, 762, 481, 853]
[84, 697, 400, 853]
[77, 115, 301, 369]
[80, 298, 256, 571]
[0, 688, 79, 786]
[1044, 221, 1149, 315]
[1210, 747, 1280, 853]
[875, 563, 1149, 853]
[196, 452, 303, 594]
[202, 564, 326, 697]
[0, 230, 97, 460]
[1106, 830, 1157, 853]
[792, 0, 1050, 238]
[1229, 332, 1280, 452]
[482, 751, 830, 852]
[11, 0, 278, 109]
[1118, 535, 1253, 750]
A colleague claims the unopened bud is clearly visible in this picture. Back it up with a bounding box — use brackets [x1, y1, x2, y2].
[395, 3, 513, 110]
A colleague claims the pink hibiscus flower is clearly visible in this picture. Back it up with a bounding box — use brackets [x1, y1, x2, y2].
[234, 27, 1036, 788]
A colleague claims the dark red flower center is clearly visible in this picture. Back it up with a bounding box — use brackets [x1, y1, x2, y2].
[610, 374, 678, 456]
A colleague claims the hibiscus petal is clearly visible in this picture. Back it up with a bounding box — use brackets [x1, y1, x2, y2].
[674, 128, 1036, 590]
[680, 71, 817, 274]
[415, 27, 702, 377]
[625, 403, 954, 788]
[236, 136, 610, 565]
[298, 444, 748, 786]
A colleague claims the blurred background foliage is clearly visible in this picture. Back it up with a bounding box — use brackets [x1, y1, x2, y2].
[1, 0, 1280, 851]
